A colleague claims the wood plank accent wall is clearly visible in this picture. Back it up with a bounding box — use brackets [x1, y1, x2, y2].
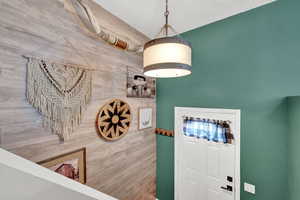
[0, 1, 156, 200]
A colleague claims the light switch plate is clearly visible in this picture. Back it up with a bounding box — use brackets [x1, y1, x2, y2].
[244, 182, 255, 194]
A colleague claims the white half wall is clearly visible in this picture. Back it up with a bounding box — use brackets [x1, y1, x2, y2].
[0, 148, 117, 200]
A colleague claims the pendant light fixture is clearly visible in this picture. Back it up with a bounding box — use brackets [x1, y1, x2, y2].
[143, 0, 192, 78]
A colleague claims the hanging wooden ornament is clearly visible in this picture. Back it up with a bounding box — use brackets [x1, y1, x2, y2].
[96, 99, 131, 141]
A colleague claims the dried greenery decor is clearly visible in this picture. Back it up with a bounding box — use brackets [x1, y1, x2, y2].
[65, 0, 142, 52]
[25, 56, 92, 141]
[96, 99, 131, 141]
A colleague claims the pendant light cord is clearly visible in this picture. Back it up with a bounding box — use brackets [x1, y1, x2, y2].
[164, 0, 169, 36]
[155, 0, 180, 38]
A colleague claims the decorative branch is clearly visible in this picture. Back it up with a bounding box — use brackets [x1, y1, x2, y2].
[65, 0, 143, 53]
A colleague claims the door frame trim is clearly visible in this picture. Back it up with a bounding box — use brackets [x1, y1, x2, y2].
[174, 107, 240, 200]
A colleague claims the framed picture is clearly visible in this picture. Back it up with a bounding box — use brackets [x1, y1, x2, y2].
[37, 148, 86, 184]
[127, 66, 156, 98]
[138, 107, 153, 130]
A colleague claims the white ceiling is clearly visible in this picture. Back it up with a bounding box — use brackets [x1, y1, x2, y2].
[95, 0, 274, 38]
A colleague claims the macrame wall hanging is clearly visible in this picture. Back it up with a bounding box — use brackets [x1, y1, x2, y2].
[65, 0, 142, 53]
[25, 56, 92, 141]
[96, 99, 131, 141]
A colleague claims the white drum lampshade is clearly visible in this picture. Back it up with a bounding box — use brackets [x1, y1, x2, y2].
[143, 36, 192, 78]
[143, 0, 192, 78]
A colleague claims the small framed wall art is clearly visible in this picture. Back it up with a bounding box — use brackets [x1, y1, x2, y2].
[126, 66, 156, 98]
[138, 107, 153, 130]
[37, 148, 86, 184]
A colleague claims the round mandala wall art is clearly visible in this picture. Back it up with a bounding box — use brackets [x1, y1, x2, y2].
[96, 99, 131, 141]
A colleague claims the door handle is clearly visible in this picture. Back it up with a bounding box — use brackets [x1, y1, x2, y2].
[221, 185, 233, 192]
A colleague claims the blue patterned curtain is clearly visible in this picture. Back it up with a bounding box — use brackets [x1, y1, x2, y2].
[183, 117, 232, 143]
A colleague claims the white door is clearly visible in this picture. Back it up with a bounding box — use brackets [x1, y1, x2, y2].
[175, 107, 240, 200]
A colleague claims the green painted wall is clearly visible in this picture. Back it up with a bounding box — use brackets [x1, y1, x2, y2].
[287, 97, 300, 200]
[156, 0, 300, 200]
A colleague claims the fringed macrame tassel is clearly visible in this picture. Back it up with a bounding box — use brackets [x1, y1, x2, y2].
[26, 57, 92, 141]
